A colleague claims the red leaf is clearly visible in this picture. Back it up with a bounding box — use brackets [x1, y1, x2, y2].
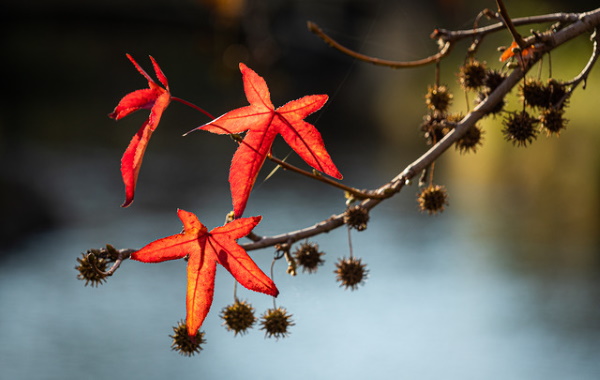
[130, 209, 278, 335]
[187, 63, 342, 218]
[109, 54, 171, 207]
[499, 41, 536, 63]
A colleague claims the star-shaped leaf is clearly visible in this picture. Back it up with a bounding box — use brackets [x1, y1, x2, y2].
[186, 63, 343, 218]
[130, 209, 278, 335]
[109, 54, 171, 207]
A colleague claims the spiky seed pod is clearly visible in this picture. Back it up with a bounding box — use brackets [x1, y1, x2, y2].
[539, 107, 568, 136]
[344, 205, 370, 231]
[425, 85, 453, 114]
[483, 69, 507, 91]
[220, 300, 256, 336]
[472, 69, 508, 116]
[520, 78, 548, 108]
[260, 307, 294, 339]
[75, 251, 108, 287]
[458, 59, 487, 90]
[455, 124, 484, 154]
[521, 79, 568, 109]
[421, 113, 463, 145]
[502, 110, 539, 147]
[417, 184, 449, 215]
[293, 242, 325, 274]
[334, 257, 368, 290]
[546, 79, 568, 109]
[170, 320, 205, 356]
[420, 114, 451, 145]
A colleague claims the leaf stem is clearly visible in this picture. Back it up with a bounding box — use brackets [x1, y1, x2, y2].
[347, 227, 354, 259]
[194, 122, 386, 200]
[172, 96, 215, 120]
[267, 154, 387, 200]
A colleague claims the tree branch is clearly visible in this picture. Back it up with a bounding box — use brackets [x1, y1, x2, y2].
[97, 7, 600, 257]
[241, 7, 600, 252]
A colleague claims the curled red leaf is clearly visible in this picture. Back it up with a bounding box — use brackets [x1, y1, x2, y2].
[109, 54, 171, 207]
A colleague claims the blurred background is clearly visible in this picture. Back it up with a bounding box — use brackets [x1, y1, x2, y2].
[2, 0, 600, 379]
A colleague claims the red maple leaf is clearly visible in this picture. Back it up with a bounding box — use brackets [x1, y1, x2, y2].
[130, 209, 278, 335]
[109, 54, 171, 207]
[186, 63, 343, 218]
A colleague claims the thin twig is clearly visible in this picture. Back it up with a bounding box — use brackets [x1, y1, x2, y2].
[308, 21, 453, 68]
[496, 0, 527, 49]
[552, 27, 600, 109]
[89, 248, 135, 277]
[433, 12, 579, 42]
[564, 28, 600, 89]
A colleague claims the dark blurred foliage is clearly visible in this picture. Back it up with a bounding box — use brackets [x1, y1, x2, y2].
[2, 0, 595, 146]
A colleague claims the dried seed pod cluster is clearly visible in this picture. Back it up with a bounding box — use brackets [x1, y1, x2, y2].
[259, 307, 295, 339]
[458, 59, 487, 90]
[521, 78, 568, 109]
[170, 320, 205, 357]
[421, 114, 451, 146]
[293, 242, 325, 273]
[539, 107, 567, 136]
[344, 205, 370, 231]
[502, 110, 539, 146]
[75, 251, 109, 287]
[425, 85, 453, 114]
[334, 257, 369, 290]
[218, 299, 295, 341]
[220, 300, 257, 336]
[417, 184, 449, 215]
[75, 244, 125, 287]
[518, 79, 569, 136]
[472, 66, 508, 116]
[455, 123, 484, 154]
